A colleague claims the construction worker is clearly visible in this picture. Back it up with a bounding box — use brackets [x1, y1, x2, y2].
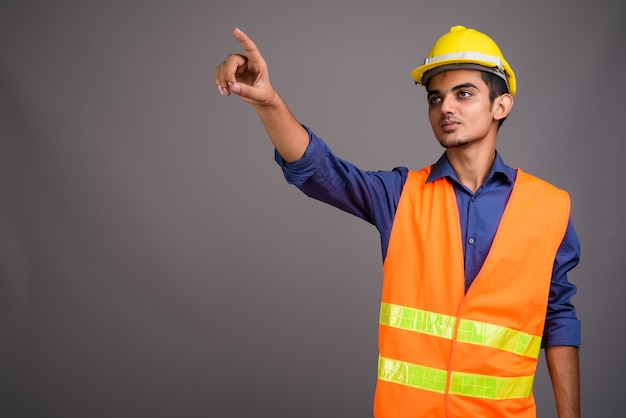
[214, 25, 581, 418]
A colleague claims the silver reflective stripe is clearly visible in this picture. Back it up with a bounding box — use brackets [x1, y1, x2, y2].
[424, 51, 503, 69]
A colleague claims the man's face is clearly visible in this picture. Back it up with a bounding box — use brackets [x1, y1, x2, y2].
[426, 69, 498, 149]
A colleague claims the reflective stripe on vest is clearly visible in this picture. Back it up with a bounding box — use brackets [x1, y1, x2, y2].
[380, 302, 542, 358]
[379, 356, 534, 400]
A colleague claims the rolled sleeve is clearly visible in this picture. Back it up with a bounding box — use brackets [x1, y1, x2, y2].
[542, 317, 581, 347]
[274, 125, 321, 187]
[542, 219, 581, 348]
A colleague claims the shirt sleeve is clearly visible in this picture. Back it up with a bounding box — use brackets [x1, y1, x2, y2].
[542, 218, 582, 347]
[274, 126, 408, 258]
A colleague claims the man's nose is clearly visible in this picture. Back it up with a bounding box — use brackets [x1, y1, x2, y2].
[440, 95, 455, 114]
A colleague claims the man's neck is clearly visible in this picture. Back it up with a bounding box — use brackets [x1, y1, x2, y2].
[445, 145, 497, 193]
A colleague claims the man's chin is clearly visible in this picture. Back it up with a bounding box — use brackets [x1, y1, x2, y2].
[438, 138, 469, 149]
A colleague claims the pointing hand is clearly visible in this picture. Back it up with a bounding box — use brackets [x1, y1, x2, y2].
[214, 28, 276, 106]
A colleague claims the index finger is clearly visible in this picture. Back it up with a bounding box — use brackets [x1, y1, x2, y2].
[232, 28, 264, 64]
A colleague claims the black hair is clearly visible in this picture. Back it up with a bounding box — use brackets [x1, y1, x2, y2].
[480, 71, 509, 129]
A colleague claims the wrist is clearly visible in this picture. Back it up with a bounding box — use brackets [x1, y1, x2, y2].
[253, 89, 283, 111]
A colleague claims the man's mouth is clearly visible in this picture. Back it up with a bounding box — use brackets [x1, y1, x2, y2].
[440, 119, 460, 131]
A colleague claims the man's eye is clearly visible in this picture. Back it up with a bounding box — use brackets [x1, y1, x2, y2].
[459, 91, 471, 98]
[429, 97, 441, 105]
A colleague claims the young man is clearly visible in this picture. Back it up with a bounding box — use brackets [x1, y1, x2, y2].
[215, 25, 580, 418]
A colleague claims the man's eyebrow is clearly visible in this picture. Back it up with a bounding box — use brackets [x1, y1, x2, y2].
[453, 82, 479, 91]
[428, 83, 480, 96]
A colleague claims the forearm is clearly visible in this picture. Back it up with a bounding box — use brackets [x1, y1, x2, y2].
[254, 93, 309, 163]
[545, 345, 580, 418]
[215, 28, 309, 163]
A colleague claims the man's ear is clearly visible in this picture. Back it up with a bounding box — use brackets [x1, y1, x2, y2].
[493, 93, 514, 121]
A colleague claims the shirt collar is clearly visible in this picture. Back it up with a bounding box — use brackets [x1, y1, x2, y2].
[426, 151, 516, 185]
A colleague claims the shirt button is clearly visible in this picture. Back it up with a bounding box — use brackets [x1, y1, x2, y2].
[468, 238, 475, 244]
[471, 196, 476, 202]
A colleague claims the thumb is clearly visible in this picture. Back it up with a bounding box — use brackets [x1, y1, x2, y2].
[228, 81, 270, 104]
[227, 81, 242, 94]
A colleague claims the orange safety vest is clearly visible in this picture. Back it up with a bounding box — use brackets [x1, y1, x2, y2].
[374, 167, 570, 418]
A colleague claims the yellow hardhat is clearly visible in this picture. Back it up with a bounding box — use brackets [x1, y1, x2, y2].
[411, 25, 516, 96]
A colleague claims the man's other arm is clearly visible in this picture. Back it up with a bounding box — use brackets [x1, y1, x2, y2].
[545, 345, 580, 418]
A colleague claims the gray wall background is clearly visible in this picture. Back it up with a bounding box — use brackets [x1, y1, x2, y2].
[1, 1, 623, 417]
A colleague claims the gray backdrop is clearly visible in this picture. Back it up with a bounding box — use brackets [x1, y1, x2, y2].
[1, 0, 623, 417]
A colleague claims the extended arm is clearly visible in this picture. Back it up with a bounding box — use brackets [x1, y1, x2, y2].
[545, 345, 580, 418]
[214, 28, 309, 163]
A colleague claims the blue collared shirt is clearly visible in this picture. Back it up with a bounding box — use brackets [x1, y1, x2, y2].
[428, 152, 518, 292]
[275, 126, 581, 347]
